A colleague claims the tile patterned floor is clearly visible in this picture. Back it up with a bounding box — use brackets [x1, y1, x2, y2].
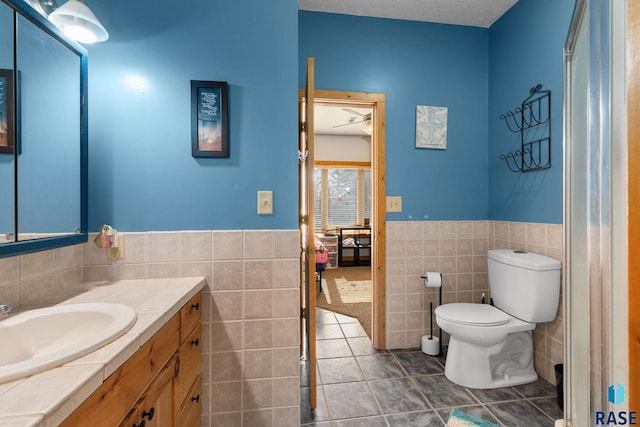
[300, 308, 563, 426]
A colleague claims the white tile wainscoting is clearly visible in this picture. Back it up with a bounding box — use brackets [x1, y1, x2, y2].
[0, 229, 302, 427]
[386, 220, 564, 384]
[0, 221, 563, 424]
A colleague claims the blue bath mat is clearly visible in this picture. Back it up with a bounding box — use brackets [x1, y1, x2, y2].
[446, 409, 499, 427]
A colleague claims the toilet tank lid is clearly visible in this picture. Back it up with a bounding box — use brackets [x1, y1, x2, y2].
[488, 249, 561, 271]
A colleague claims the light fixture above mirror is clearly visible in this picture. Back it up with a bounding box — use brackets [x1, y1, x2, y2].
[47, 0, 108, 43]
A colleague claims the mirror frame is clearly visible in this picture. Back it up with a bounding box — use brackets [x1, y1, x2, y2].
[0, 0, 88, 258]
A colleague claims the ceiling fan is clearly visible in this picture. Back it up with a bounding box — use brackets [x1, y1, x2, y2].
[332, 108, 372, 128]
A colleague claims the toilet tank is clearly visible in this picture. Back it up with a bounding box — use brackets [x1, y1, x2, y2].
[488, 249, 561, 323]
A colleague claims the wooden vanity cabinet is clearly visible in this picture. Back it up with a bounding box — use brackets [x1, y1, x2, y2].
[176, 293, 202, 427]
[60, 292, 202, 427]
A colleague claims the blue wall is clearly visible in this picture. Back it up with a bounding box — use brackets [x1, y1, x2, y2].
[300, 1, 574, 224]
[83, 0, 573, 232]
[488, 0, 575, 223]
[87, 0, 299, 231]
[299, 12, 490, 221]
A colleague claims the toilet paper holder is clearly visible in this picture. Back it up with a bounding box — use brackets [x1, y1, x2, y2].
[421, 272, 442, 288]
[421, 272, 443, 356]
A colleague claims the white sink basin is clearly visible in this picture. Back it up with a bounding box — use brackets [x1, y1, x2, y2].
[0, 303, 137, 384]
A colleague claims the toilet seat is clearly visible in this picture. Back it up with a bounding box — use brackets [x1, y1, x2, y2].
[436, 303, 509, 326]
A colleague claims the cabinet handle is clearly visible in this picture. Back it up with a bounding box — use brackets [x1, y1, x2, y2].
[191, 394, 200, 403]
[190, 302, 200, 311]
[142, 407, 155, 421]
[191, 338, 199, 346]
[133, 421, 145, 427]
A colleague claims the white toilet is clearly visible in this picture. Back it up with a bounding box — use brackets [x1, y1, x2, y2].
[435, 249, 561, 389]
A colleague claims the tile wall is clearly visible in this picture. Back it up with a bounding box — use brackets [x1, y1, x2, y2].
[0, 221, 563, 422]
[385, 220, 564, 383]
[0, 229, 302, 427]
[0, 244, 83, 307]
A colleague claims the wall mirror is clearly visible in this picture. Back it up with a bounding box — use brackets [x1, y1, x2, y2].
[0, 0, 87, 258]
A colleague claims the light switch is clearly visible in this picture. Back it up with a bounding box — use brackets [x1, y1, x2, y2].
[386, 196, 402, 212]
[258, 191, 273, 215]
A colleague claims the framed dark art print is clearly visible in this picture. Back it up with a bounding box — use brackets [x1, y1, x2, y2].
[191, 80, 228, 158]
[0, 69, 14, 154]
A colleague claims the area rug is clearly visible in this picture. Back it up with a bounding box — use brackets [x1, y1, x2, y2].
[317, 266, 372, 338]
[446, 409, 499, 427]
[324, 278, 371, 304]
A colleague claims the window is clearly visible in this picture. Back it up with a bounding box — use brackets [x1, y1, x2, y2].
[314, 166, 371, 231]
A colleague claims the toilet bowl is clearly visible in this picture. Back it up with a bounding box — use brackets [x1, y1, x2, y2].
[435, 303, 537, 389]
[435, 249, 561, 389]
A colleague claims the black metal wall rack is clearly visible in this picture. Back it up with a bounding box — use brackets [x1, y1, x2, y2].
[499, 84, 551, 173]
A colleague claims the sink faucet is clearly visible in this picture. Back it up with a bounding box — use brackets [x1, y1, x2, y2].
[0, 304, 11, 316]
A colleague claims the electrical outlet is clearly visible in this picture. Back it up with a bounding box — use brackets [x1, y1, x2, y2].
[107, 235, 125, 259]
[386, 196, 402, 212]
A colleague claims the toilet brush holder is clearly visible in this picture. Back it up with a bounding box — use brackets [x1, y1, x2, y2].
[422, 335, 440, 356]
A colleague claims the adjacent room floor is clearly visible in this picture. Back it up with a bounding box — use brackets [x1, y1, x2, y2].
[300, 308, 563, 427]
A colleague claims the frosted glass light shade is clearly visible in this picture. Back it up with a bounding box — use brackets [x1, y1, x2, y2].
[48, 0, 108, 43]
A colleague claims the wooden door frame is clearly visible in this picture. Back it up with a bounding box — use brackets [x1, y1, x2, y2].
[299, 58, 318, 409]
[299, 89, 387, 349]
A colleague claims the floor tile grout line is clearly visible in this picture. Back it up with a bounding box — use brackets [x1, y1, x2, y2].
[361, 373, 393, 427]
[468, 391, 558, 426]
[376, 352, 512, 427]
[478, 403, 509, 427]
[482, 398, 557, 427]
[398, 363, 449, 425]
[528, 397, 561, 422]
[317, 381, 332, 423]
[468, 395, 555, 406]
[388, 350, 414, 379]
[388, 348, 451, 422]
[355, 354, 409, 381]
[310, 308, 559, 427]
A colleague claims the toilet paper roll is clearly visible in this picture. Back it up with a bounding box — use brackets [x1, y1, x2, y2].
[423, 272, 442, 288]
[422, 335, 440, 356]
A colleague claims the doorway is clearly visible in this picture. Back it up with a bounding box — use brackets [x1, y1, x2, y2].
[312, 89, 387, 350]
[298, 84, 387, 413]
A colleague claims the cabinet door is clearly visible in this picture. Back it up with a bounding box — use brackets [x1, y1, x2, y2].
[120, 357, 178, 427]
[179, 376, 202, 427]
[180, 293, 202, 344]
[178, 324, 201, 404]
[142, 379, 174, 427]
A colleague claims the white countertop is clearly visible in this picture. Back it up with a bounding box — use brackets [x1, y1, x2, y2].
[0, 277, 206, 427]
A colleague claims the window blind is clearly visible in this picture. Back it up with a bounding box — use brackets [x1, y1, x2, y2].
[314, 167, 371, 231]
